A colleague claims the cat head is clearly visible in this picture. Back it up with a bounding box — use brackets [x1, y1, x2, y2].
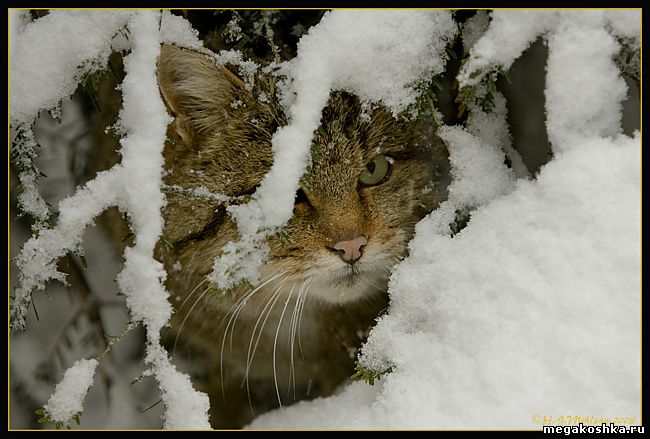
[157, 44, 450, 305]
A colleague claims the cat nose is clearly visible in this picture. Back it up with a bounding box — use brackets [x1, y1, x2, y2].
[332, 236, 368, 264]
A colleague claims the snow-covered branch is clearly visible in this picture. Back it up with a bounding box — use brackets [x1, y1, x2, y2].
[458, 11, 640, 153]
[11, 10, 210, 429]
[42, 359, 98, 427]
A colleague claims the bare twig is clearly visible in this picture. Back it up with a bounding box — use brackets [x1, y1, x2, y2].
[97, 321, 141, 363]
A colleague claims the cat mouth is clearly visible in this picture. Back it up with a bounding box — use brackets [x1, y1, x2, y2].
[334, 266, 364, 287]
[330, 272, 359, 289]
[298, 261, 388, 304]
[327, 262, 389, 295]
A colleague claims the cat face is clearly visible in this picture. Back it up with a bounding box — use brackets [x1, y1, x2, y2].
[266, 94, 450, 304]
[157, 45, 450, 305]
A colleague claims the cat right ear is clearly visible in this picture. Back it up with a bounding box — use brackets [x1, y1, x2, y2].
[156, 44, 244, 144]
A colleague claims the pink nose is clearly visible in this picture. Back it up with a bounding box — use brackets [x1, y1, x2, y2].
[333, 236, 368, 264]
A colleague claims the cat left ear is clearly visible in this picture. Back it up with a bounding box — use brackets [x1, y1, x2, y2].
[156, 44, 245, 144]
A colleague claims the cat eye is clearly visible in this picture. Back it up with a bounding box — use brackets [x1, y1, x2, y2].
[359, 154, 392, 187]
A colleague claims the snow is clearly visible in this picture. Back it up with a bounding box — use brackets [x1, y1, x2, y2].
[545, 19, 627, 150]
[162, 184, 235, 204]
[44, 359, 98, 424]
[457, 10, 558, 87]
[13, 128, 52, 226]
[284, 10, 457, 114]
[214, 49, 259, 89]
[159, 10, 203, 49]
[465, 91, 529, 178]
[457, 10, 638, 153]
[224, 17, 243, 43]
[9, 10, 132, 126]
[9, 9, 200, 126]
[460, 10, 490, 54]
[456, 11, 529, 179]
[102, 11, 210, 429]
[458, 10, 639, 89]
[438, 126, 516, 209]
[13, 170, 121, 330]
[211, 10, 457, 289]
[112, 10, 173, 335]
[145, 345, 211, 430]
[9, 10, 30, 57]
[604, 10, 641, 39]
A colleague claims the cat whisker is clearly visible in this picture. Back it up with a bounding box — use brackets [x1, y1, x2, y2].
[179, 277, 209, 310]
[288, 278, 309, 399]
[244, 279, 287, 374]
[244, 277, 290, 410]
[227, 270, 290, 350]
[297, 278, 313, 360]
[173, 283, 212, 355]
[287, 283, 301, 398]
[219, 270, 288, 402]
[273, 284, 296, 410]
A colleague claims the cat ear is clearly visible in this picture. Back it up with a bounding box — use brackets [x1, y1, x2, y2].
[156, 44, 244, 143]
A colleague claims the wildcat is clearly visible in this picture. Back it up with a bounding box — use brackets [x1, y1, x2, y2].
[87, 44, 450, 428]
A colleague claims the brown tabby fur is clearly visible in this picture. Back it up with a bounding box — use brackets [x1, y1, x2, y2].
[87, 44, 450, 428]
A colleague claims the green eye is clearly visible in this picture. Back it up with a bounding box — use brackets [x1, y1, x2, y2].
[359, 154, 392, 187]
